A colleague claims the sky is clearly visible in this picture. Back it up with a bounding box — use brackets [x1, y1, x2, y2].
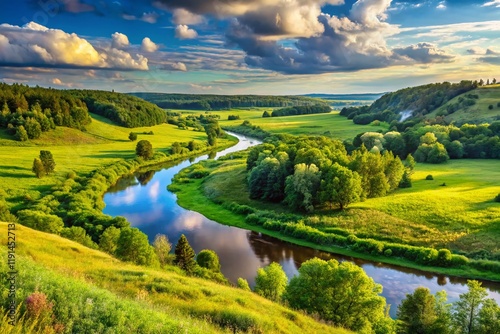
[0, 0, 499, 95]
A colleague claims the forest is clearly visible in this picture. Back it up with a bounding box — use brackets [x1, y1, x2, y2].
[131, 92, 328, 110]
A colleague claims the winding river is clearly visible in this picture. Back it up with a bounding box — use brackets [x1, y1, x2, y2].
[103, 132, 500, 317]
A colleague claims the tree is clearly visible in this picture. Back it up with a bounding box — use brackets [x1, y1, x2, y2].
[262, 110, 271, 117]
[16, 210, 64, 234]
[135, 139, 153, 159]
[115, 227, 159, 266]
[397, 287, 451, 334]
[284, 258, 386, 333]
[99, 226, 121, 254]
[61, 226, 97, 249]
[196, 249, 221, 272]
[39, 150, 56, 174]
[452, 280, 488, 334]
[254, 262, 288, 302]
[32, 158, 45, 178]
[477, 299, 500, 334]
[171, 141, 182, 154]
[174, 234, 196, 274]
[237, 278, 251, 291]
[153, 234, 172, 267]
[383, 151, 405, 190]
[128, 132, 137, 141]
[15, 125, 28, 141]
[320, 163, 362, 210]
[284, 163, 321, 212]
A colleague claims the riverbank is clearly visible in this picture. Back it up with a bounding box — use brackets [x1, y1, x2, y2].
[169, 158, 500, 283]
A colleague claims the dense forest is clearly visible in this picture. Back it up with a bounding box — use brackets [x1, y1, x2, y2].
[131, 92, 328, 110]
[0, 84, 166, 141]
[270, 104, 331, 117]
[341, 81, 478, 124]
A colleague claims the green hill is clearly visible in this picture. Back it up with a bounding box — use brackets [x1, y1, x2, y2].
[0, 222, 350, 334]
[428, 84, 500, 124]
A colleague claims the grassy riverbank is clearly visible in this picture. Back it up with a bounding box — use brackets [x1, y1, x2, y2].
[0, 222, 350, 334]
[169, 156, 500, 282]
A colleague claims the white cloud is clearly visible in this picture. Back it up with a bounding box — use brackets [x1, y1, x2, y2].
[141, 37, 159, 52]
[482, 0, 500, 7]
[436, 1, 446, 9]
[175, 25, 198, 39]
[172, 8, 205, 25]
[171, 62, 187, 71]
[111, 32, 130, 49]
[52, 78, 62, 85]
[0, 23, 148, 70]
[123, 12, 160, 24]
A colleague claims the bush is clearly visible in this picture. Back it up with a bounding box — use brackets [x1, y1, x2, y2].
[451, 254, 469, 266]
[135, 140, 153, 159]
[488, 104, 494, 110]
[425, 174, 434, 180]
[128, 132, 137, 141]
[384, 249, 392, 257]
[495, 193, 500, 202]
[436, 249, 452, 266]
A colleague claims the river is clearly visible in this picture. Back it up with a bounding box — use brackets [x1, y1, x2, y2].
[103, 132, 500, 317]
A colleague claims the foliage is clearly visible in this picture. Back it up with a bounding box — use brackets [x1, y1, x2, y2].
[452, 280, 488, 334]
[227, 115, 240, 120]
[153, 234, 172, 267]
[284, 163, 321, 212]
[174, 234, 197, 275]
[426, 175, 434, 180]
[237, 278, 251, 291]
[285, 258, 387, 333]
[115, 227, 158, 266]
[320, 163, 362, 210]
[39, 150, 56, 174]
[61, 226, 98, 249]
[254, 262, 288, 302]
[271, 104, 331, 117]
[196, 249, 221, 272]
[99, 226, 121, 254]
[135, 140, 154, 159]
[128, 132, 137, 141]
[17, 209, 64, 234]
[32, 158, 45, 178]
[15, 125, 28, 141]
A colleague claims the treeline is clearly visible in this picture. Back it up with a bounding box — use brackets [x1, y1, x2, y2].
[0, 83, 91, 140]
[70, 90, 166, 128]
[351, 121, 500, 163]
[223, 120, 271, 140]
[270, 104, 331, 117]
[341, 80, 477, 124]
[246, 135, 408, 212]
[131, 92, 327, 110]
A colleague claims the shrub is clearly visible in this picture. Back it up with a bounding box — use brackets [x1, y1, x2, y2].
[245, 213, 266, 225]
[17, 210, 64, 234]
[237, 278, 251, 291]
[196, 249, 221, 272]
[128, 132, 137, 141]
[436, 249, 452, 266]
[488, 104, 494, 110]
[450, 254, 469, 266]
[495, 193, 500, 202]
[135, 140, 153, 159]
[384, 249, 392, 257]
[425, 174, 434, 180]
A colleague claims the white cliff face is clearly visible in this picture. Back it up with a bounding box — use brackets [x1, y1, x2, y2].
[399, 110, 413, 121]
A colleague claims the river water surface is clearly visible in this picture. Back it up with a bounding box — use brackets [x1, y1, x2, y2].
[103, 132, 500, 317]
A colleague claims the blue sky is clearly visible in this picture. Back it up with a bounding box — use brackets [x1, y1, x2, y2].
[0, 0, 499, 94]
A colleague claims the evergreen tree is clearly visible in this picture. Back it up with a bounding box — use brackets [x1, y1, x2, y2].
[39, 150, 56, 174]
[174, 234, 196, 274]
[32, 158, 45, 178]
[15, 125, 28, 141]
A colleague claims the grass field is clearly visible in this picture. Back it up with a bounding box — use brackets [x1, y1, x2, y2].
[0, 113, 221, 204]
[429, 85, 500, 123]
[176, 108, 388, 140]
[0, 222, 350, 334]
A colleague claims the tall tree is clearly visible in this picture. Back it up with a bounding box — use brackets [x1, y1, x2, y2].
[320, 162, 362, 210]
[477, 299, 500, 334]
[32, 158, 45, 178]
[39, 150, 55, 174]
[284, 258, 387, 333]
[115, 227, 159, 266]
[99, 226, 121, 254]
[452, 280, 488, 334]
[254, 262, 288, 302]
[284, 163, 321, 212]
[153, 234, 172, 267]
[174, 234, 196, 274]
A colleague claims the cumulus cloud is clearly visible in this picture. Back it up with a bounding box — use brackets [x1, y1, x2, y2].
[0, 22, 148, 70]
[175, 25, 198, 39]
[393, 43, 454, 63]
[466, 46, 500, 55]
[165, 62, 188, 71]
[141, 37, 159, 52]
[111, 32, 130, 49]
[172, 8, 205, 25]
[482, 0, 500, 7]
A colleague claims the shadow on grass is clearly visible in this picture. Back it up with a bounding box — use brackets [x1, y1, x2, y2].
[0, 165, 31, 171]
[0, 171, 32, 178]
[84, 151, 135, 159]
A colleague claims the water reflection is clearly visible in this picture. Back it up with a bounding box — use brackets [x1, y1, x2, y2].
[103, 132, 500, 318]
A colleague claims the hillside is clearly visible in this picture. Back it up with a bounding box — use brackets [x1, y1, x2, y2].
[130, 93, 328, 110]
[0, 222, 350, 334]
[428, 84, 500, 124]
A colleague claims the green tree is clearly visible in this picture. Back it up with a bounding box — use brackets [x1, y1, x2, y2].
[237, 277, 251, 291]
[135, 140, 153, 159]
[196, 249, 221, 272]
[153, 234, 172, 267]
[17, 210, 64, 234]
[61, 226, 97, 249]
[452, 280, 488, 334]
[32, 158, 45, 178]
[320, 163, 362, 210]
[25, 117, 42, 139]
[284, 163, 321, 212]
[262, 110, 271, 117]
[477, 299, 500, 334]
[383, 151, 405, 190]
[171, 141, 182, 154]
[128, 132, 137, 141]
[39, 150, 56, 174]
[15, 125, 28, 141]
[254, 262, 288, 302]
[174, 234, 196, 274]
[115, 227, 159, 266]
[285, 258, 386, 333]
[99, 226, 121, 254]
[397, 287, 451, 334]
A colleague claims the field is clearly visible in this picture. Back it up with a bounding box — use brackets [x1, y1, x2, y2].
[0, 113, 218, 204]
[0, 222, 350, 334]
[177, 109, 388, 140]
[429, 85, 500, 123]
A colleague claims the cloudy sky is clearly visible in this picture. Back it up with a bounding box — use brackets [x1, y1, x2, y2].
[0, 0, 499, 94]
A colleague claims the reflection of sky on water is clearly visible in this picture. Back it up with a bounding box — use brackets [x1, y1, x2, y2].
[103, 132, 500, 318]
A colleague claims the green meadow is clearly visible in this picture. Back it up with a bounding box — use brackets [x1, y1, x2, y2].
[177, 109, 388, 140]
[0, 222, 350, 334]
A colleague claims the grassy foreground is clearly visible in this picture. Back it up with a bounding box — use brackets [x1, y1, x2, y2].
[169, 156, 500, 281]
[0, 222, 350, 334]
